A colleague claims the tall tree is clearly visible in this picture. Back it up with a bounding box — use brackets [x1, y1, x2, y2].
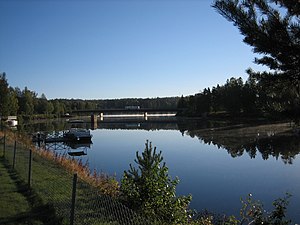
[35, 94, 48, 114]
[223, 77, 244, 113]
[52, 100, 65, 116]
[8, 87, 19, 115]
[213, 0, 300, 123]
[45, 101, 54, 115]
[0, 73, 10, 117]
[177, 95, 188, 109]
[19, 87, 35, 116]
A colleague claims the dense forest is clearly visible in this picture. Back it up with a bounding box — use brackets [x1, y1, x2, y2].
[1, 70, 299, 124]
[177, 75, 259, 117]
[0, 73, 179, 119]
[211, 0, 300, 125]
[179, 0, 300, 126]
[178, 72, 299, 124]
[177, 73, 286, 119]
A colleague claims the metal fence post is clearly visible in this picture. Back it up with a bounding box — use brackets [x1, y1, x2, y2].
[3, 135, 6, 157]
[13, 140, 17, 169]
[70, 173, 78, 225]
[28, 149, 32, 187]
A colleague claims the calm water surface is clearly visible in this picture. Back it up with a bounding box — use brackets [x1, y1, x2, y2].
[28, 119, 300, 222]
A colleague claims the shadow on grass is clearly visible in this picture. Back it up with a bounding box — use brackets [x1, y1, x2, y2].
[0, 157, 64, 225]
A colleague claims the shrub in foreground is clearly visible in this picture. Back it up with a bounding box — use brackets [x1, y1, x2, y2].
[120, 140, 192, 224]
[191, 193, 292, 225]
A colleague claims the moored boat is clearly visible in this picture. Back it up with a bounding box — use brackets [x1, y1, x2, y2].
[63, 128, 92, 142]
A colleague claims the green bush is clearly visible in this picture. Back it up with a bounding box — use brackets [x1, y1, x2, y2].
[231, 193, 292, 225]
[120, 140, 192, 224]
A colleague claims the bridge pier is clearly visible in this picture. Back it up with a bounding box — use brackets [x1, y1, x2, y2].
[91, 114, 97, 129]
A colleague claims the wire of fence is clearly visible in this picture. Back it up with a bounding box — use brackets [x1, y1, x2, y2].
[1, 132, 155, 225]
[74, 177, 152, 225]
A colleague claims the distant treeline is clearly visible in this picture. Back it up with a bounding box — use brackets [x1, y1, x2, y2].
[177, 0, 300, 125]
[1, 71, 298, 123]
[177, 73, 299, 123]
[178, 76, 260, 117]
[0, 73, 178, 119]
[57, 97, 179, 112]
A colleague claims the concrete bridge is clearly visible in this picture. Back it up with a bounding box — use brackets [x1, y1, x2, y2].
[72, 108, 180, 122]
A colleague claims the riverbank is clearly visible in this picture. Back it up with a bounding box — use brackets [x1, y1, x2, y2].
[0, 129, 151, 225]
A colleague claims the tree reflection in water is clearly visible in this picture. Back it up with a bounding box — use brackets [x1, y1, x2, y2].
[23, 118, 300, 164]
[182, 122, 300, 164]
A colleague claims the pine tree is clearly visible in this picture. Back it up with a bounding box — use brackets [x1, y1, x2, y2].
[120, 141, 192, 224]
[213, 0, 300, 123]
[8, 87, 19, 115]
[0, 73, 10, 117]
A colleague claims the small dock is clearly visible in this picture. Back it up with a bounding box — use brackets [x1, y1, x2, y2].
[32, 131, 92, 156]
[32, 132, 65, 143]
[43, 137, 65, 143]
[32, 129, 92, 144]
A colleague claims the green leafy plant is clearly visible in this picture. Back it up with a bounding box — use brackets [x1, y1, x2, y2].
[120, 140, 192, 224]
[239, 193, 292, 225]
[191, 193, 292, 225]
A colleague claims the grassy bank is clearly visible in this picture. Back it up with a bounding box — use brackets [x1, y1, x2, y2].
[0, 132, 72, 225]
[0, 157, 31, 224]
[1, 126, 294, 225]
[0, 130, 149, 225]
[0, 156, 62, 225]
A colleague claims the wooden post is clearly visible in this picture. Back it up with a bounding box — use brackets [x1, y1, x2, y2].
[144, 112, 148, 121]
[70, 173, 77, 225]
[13, 140, 17, 169]
[37, 133, 41, 148]
[28, 149, 32, 187]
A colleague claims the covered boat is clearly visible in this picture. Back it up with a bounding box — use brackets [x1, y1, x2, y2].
[63, 128, 92, 142]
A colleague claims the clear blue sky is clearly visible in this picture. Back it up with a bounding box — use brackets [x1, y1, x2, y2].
[0, 0, 266, 100]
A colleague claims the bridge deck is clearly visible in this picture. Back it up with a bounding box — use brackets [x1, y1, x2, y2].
[73, 108, 180, 114]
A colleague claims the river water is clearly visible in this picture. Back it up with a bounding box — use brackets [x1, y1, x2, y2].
[25, 117, 300, 222]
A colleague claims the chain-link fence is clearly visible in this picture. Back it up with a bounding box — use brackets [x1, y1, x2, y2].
[1, 132, 154, 225]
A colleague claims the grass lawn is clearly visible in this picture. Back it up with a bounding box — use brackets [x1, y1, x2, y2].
[0, 156, 61, 225]
[0, 157, 30, 219]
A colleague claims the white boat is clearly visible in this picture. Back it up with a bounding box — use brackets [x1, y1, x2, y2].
[7, 119, 18, 127]
[63, 128, 92, 142]
[6, 116, 18, 127]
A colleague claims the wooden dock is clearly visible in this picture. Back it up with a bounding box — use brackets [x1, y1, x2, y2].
[43, 137, 65, 143]
[32, 132, 66, 143]
[32, 130, 92, 144]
